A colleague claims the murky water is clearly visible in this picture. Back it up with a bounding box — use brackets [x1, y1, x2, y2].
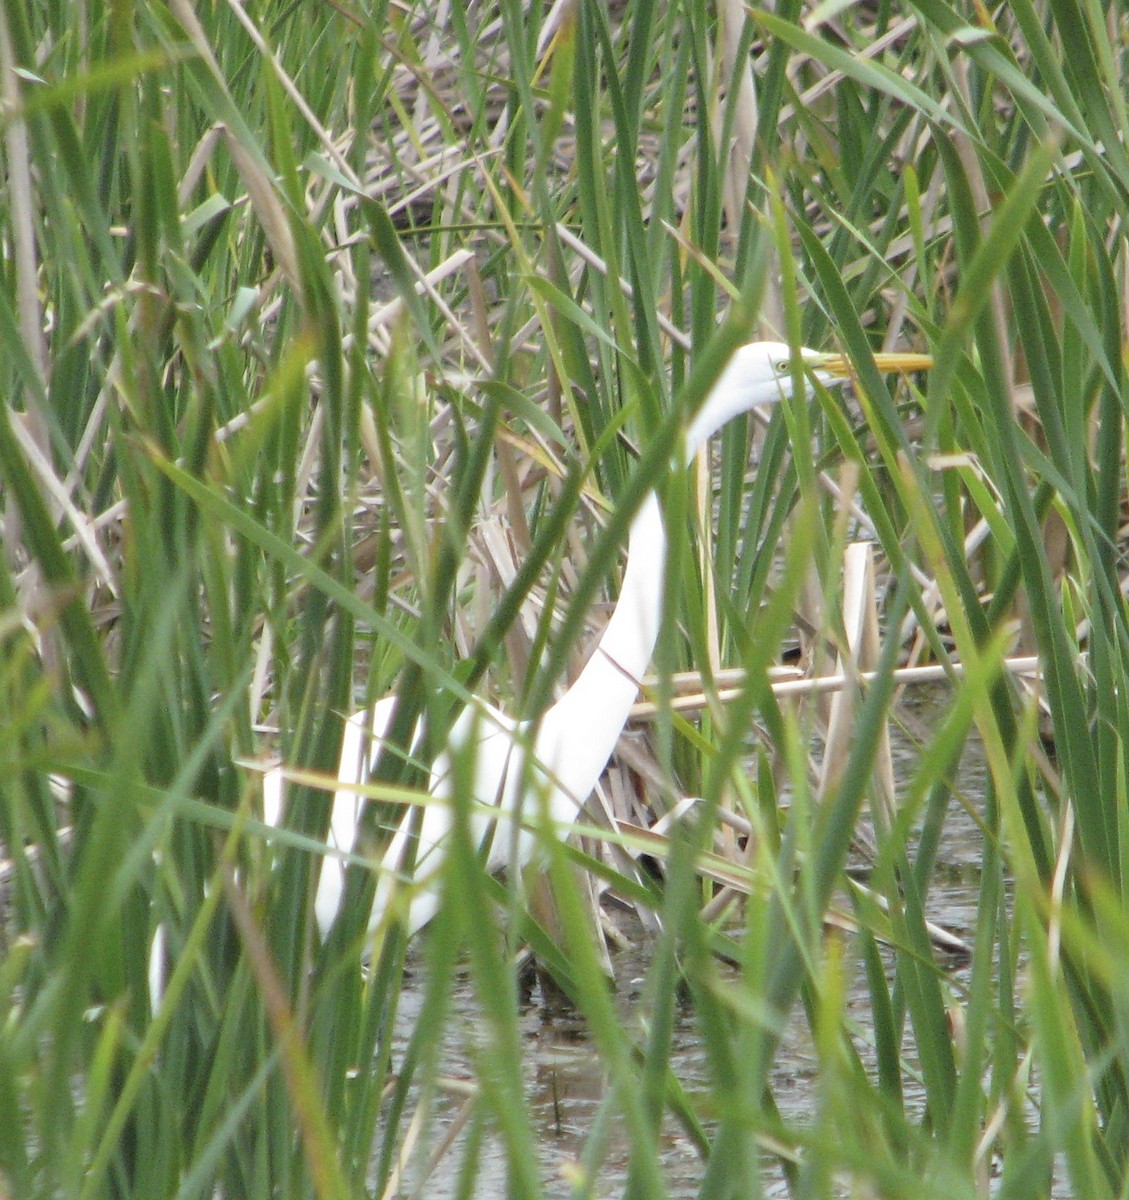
[389, 685, 993, 1197]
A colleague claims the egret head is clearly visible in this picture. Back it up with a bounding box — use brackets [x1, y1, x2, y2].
[684, 340, 931, 461]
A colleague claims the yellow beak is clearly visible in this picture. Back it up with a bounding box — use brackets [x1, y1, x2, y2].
[814, 351, 934, 378]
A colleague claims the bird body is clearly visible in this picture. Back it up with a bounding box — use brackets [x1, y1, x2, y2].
[265, 343, 930, 939]
[263, 488, 666, 938]
[309, 696, 522, 937]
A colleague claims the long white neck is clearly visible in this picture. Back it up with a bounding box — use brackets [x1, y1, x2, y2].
[569, 488, 668, 706]
[536, 392, 744, 816]
[563, 379, 749, 702]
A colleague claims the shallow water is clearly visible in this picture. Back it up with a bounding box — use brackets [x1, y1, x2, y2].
[390, 684, 994, 1197]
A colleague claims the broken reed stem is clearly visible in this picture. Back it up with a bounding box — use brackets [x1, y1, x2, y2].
[631, 654, 1043, 719]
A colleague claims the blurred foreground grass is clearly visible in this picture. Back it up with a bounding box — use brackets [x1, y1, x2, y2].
[1, 1, 1129, 1196]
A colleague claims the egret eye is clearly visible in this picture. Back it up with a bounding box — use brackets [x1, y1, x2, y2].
[260, 338, 929, 949]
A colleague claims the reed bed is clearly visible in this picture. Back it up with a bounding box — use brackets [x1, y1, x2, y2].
[1, 1, 1128, 1196]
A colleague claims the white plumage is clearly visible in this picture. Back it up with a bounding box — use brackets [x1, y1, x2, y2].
[265, 342, 926, 939]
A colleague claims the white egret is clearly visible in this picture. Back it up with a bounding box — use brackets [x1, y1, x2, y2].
[264, 342, 930, 940]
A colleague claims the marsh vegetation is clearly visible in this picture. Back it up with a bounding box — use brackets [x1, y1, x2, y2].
[1, 1, 1128, 1197]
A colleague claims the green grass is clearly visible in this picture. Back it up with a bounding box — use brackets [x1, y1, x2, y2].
[1, 0, 1128, 1196]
